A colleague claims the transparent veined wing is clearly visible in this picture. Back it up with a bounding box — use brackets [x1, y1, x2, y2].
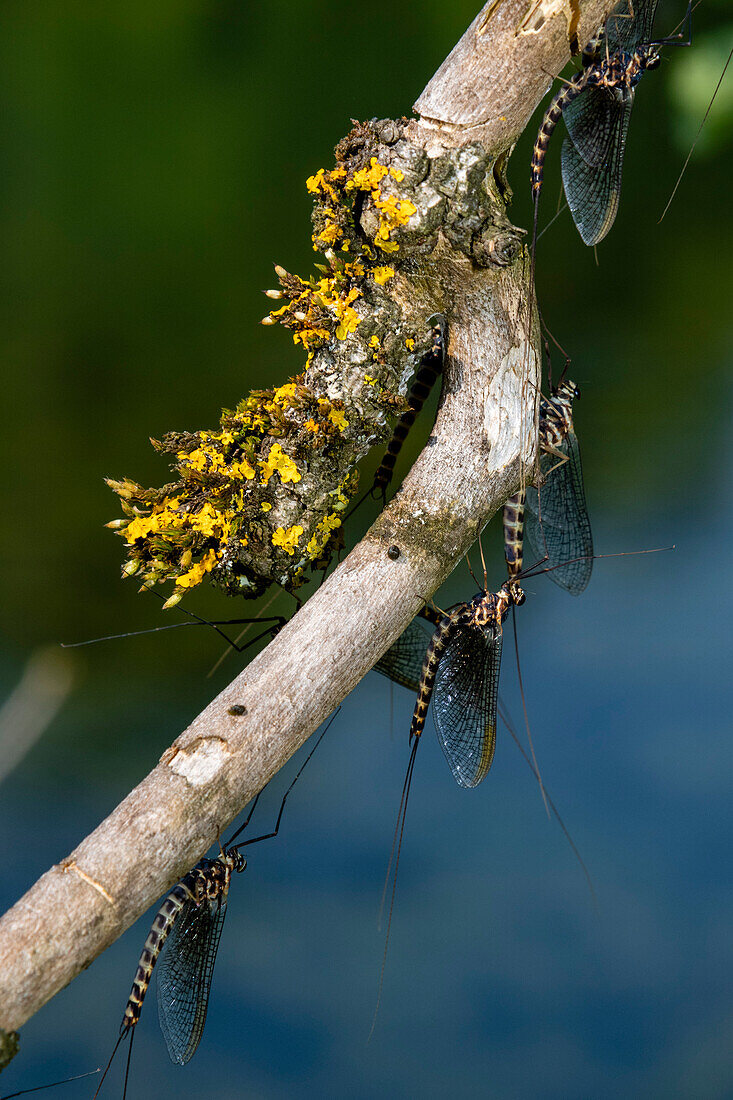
[561, 92, 633, 245]
[374, 617, 433, 694]
[605, 0, 659, 53]
[433, 623, 502, 789]
[563, 84, 621, 168]
[156, 892, 228, 1065]
[525, 431, 593, 595]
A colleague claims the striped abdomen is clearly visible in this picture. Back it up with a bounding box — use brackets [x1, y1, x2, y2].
[372, 322, 445, 497]
[531, 72, 588, 195]
[122, 867, 206, 1030]
[409, 615, 456, 743]
[503, 491, 526, 579]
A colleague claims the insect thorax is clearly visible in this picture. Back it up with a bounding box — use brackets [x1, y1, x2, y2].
[193, 855, 240, 904]
[588, 51, 650, 95]
[469, 587, 515, 630]
[540, 380, 576, 449]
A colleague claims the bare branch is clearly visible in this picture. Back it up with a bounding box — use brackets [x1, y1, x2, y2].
[0, 0, 611, 1039]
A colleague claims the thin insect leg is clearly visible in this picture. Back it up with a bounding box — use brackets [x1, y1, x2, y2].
[144, 582, 287, 653]
[510, 604, 549, 818]
[228, 707, 339, 851]
[537, 306, 572, 385]
[652, 0, 692, 47]
[207, 589, 286, 677]
[540, 67, 579, 89]
[369, 736, 420, 1041]
[92, 1029, 127, 1099]
[538, 322, 557, 393]
[61, 616, 286, 650]
[0, 1069, 101, 1099]
[418, 604, 443, 628]
[222, 788, 266, 848]
[496, 699, 597, 906]
[541, 444, 571, 481]
[415, 592, 449, 619]
[225, 623, 283, 653]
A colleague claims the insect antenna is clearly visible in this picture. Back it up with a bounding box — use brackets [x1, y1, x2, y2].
[659, 42, 732, 223]
[369, 734, 420, 1041]
[518, 544, 675, 583]
[497, 697, 597, 908]
[1, 1068, 101, 1099]
[510, 602, 550, 819]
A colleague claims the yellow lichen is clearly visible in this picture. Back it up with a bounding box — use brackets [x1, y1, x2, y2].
[305, 513, 342, 559]
[328, 409, 348, 432]
[259, 443, 301, 485]
[372, 266, 395, 285]
[226, 458, 256, 481]
[175, 549, 219, 590]
[317, 221, 341, 245]
[272, 525, 304, 555]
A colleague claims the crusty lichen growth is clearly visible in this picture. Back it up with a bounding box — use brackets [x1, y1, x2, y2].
[108, 119, 525, 604]
[0, 1027, 19, 1071]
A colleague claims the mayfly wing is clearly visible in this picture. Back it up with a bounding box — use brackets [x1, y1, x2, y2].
[374, 617, 433, 694]
[156, 890, 228, 1065]
[561, 93, 633, 246]
[605, 0, 659, 53]
[562, 84, 621, 169]
[432, 622, 502, 789]
[525, 430, 593, 595]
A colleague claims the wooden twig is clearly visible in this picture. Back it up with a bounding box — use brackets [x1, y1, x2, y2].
[0, 0, 611, 1042]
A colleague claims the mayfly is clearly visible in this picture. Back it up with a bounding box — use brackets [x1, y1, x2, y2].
[380, 546, 529, 793]
[93, 709, 337, 1099]
[532, 0, 692, 245]
[503, 378, 593, 595]
[371, 539, 670, 1021]
[369, 549, 608, 1027]
[374, 606, 594, 897]
[347, 316, 446, 517]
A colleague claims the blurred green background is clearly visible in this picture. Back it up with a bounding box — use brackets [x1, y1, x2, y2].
[0, 2, 731, 1098]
